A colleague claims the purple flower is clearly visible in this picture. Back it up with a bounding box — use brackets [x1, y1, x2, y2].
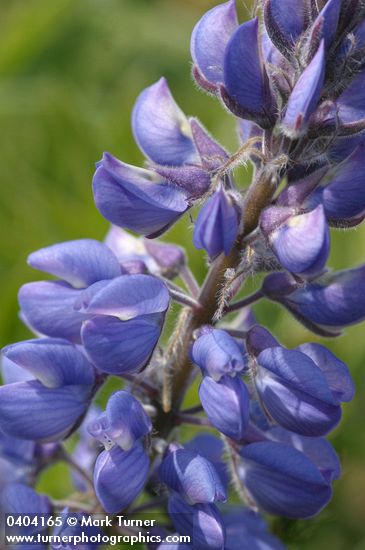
[4, 0, 365, 538]
[297, 342, 355, 402]
[105, 226, 186, 277]
[2, 483, 50, 550]
[280, 142, 365, 227]
[93, 443, 149, 513]
[51, 509, 102, 550]
[88, 390, 152, 451]
[223, 506, 285, 550]
[267, 426, 341, 483]
[0, 432, 37, 490]
[20, 247, 170, 376]
[168, 493, 225, 550]
[192, 327, 246, 380]
[78, 274, 169, 374]
[185, 434, 229, 492]
[88, 391, 152, 513]
[312, 0, 342, 50]
[191, 0, 238, 93]
[159, 448, 226, 505]
[159, 505, 284, 550]
[246, 325, 279, 356]
[253, 345, 351, 436]
[262, 266, 365, 335]
[282, 41, 325, 137]
[93, 79, 221, 238]
[27, 239, 121, 288]
[264, 0, 307, 57]
[260, 204, 329, 277]
[0, 338, 95, 441]
[132, 77, 198, 167]
[199, 375, 250, 440]
[316, 142, 365, 226]
[193, 185, 240, 258]
[239, 441, 332, 518]
[88, 393, 151, 513]
[19, 280, 91, 343]
[93, 153, 190, 238]
[104, 226, 153, 274]
[143, 239, 186, 278]
[221, 18, 276, 128]
[19, 239, 122, 342]
[321, 68, 365, 130]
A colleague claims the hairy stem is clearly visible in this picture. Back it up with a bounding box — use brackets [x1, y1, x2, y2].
[180, 264, 200, 297]
[222, 328, 248, 339]
[59, 446, 94, 493]
[154, 168, 277, 438]
[121, 372, 159, 397]
[52, 498, 96, 512]
[168, 288, 203, 310]
[177, 414, 213, 427]
[226, 289, 264, 313]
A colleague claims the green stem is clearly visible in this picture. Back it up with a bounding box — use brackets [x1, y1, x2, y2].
[226, 289, 263, 313]
[59, 446, 94, 493]
[52, 498, 96, 512]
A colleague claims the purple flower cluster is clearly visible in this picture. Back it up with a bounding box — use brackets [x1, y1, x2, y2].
[2, 1, 365, 548]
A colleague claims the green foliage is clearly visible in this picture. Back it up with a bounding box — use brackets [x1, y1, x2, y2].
[1, 1, 365, 547]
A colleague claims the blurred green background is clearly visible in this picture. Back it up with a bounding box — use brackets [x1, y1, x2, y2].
[1, 0, 365, 548]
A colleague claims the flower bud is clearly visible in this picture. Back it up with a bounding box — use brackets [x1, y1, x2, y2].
[260, 204, 329, 277]
[262, 265, 365, 335]
[246, 325, 279, 356]
[159, 448, 226, 505]
[193, 185, 240, 259]
[199, 375, 250, 440]
[264, 0, 306, 58]
[221, 18, 276, 128]
[282, 41, 325, 137]
[192, 327, 246, 380]
[191, 0, 238, 93]
[185, 435, 228, 492]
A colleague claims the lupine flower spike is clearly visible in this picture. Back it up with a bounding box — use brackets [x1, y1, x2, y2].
[3, 1, 365, 547]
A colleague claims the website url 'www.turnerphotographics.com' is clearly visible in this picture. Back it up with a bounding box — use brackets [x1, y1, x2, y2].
[2, 513, 192, 547]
